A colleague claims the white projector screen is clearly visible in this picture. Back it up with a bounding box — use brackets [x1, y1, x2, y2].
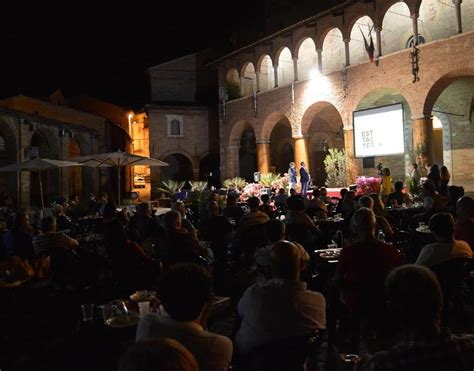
[353, 103, 405, 158]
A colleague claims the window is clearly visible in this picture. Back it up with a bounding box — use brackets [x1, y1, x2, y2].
[406, 35, 426, 48]
[166, 115, 184, 137]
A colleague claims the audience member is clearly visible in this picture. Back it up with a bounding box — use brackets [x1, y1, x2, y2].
[454, 196, 474, 250]
[52, 204, 75, 234]
[119, 338, 198, 371]
[4, 210, 35, 259]
[415, 213, 472, 267]
[223, 194, 244, 224]
[356, 196, 393, 240]
[236, 196, 269, 234]
[427, 164, 441, 192]
[414, 182, 447, 223]
[235, 240, 326, 354]
[362, 265, 474, 370]
[273, 188, 288, 210]
[171, 201, 198, 239]
[439, 166, 450, 197]
[259, 194, 276, 219]
[33, 216, 79, 257]
[336, 208, 402, 350]
[386, 181, 410, 207]
[203, 201, 232, 260]
[254, 219, 286, 269]
[136, 264, 233, 371]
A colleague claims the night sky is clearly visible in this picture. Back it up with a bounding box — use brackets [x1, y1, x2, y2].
[0, 2, 339, 108]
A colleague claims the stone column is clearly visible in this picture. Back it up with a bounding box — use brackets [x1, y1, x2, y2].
[192, 168, 200, 181]
[227, 145, 241, 177]
[256, 140, 271, 174]
[343, 39, 350, 66]
[255, 71, 261, 93]
[273, 64, 279, 87]
[294, 136, 309, 173]
[316, 48, 323, 74]
[453, 0, 463, 34]
[375, 26, 382, 57]
[344, 128, 360, 184]
[411, 13, 419, 45]
[292, 57, 299, 81]
[412, 116, 434, 166]
[239, 77, 245, 97]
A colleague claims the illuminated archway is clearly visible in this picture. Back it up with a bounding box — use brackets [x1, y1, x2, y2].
[296, 38, 317, 81]
[418, 0, 457, 43]
[381, 2, 412, 55]
[321, 28, 345, 74]
[349, 15, 377, 65]
[276, 47, 294, 86]
[257, 55, 275, 92]
[301, 102, 344, 186]
[225, 68, 241, 100]
[241, 62, 257, 97]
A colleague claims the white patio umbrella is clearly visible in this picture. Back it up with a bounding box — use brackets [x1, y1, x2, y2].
[0, 157, 83, 209]
[72, 150, 168, 205]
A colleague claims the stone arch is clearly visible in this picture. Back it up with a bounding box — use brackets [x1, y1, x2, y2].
[422, 68, 474, 116]
[0, 119, 18, 205]
[275, 46, 294, 86]
[418, 0, 458, 44]
[256, 54, 275, 92]
[381, 1, 412, 56]
[225, 68, 241, 100]
[296, 37, 318, 81]
[160, 152, 195, 181]
[344, 5, 376, 39]
[348, 15, 377, 66]
[423, 72, 474, 188]
[241, 61, 257, 97]
[260, 112, 292, 141]
[353, 87, 414, 180]
[300, 102, 345, 185]
[226, 120, 257, 179]
[321, 27, 345, 75]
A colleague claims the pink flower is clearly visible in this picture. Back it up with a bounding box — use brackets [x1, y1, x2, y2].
[356, 176, 381, 195]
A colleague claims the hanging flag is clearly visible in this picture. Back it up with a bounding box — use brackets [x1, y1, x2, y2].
[358, 25, 375, 63]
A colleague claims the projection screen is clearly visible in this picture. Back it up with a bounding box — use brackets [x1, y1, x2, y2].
[353, 103, 405, 158]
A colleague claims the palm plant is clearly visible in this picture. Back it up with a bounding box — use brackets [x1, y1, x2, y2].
[223, 176, 247, 190]
[259, 172, 282, 188]
[190, 181, 208, 192]
[155, 180, 186, 196]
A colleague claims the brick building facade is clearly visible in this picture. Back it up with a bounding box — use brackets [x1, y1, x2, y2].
[213, 0, 474, 191]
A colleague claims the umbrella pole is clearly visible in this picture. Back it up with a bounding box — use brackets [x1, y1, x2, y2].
[39, 171, 45, 210]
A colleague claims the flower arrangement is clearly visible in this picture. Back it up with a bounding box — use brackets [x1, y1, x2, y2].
[356, 176, 381, 196]
[270, 173, 289, 191]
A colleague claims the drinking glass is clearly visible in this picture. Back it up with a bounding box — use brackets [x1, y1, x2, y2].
[138, 301, 150, 317]
[81, 304, 95, 322]
[100, 304, 113, 322]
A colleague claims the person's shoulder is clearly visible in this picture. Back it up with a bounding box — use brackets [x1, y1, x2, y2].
[361, 350, 395, 371]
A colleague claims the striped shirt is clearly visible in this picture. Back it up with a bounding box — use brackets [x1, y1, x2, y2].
[33, 232, 77, 257]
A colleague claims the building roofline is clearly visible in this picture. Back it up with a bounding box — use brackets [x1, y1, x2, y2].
[0, 106, 102, 136]
[207, 0, 353, 67]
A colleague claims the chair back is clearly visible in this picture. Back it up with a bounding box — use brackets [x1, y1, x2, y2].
[431, 257, 473, 304]
[249, 330, 324, 371]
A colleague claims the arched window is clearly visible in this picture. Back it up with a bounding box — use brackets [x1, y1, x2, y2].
[167, 115, 184, 137]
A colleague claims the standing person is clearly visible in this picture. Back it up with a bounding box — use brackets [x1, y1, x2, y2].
[439, 166, 450, 197]
[299, 161, 310, 199]
[410, 162, 421, 183]
[427, 164, 441, 192]
[288, 162, 297, 196]
[381, 168, 393, 201]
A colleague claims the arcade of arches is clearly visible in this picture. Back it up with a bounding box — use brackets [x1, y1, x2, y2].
[220, 0, 474, 191]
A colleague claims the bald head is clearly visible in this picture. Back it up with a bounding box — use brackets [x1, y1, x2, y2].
[271, 240, 306, 281]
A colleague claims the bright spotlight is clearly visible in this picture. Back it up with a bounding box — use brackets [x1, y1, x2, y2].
[309, 69, 321, 80]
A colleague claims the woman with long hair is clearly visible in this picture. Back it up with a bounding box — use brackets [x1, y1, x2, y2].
[439, 166, 450, 197]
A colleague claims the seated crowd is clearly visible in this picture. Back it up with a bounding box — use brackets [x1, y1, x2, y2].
[0, 174, 473, 371]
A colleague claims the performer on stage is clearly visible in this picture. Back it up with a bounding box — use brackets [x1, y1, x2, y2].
[288, 162, 297, 195]
[299, 161, 310, 199]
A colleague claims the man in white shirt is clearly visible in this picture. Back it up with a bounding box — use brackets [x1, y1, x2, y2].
[136, 264, 232, 371]
[416, 212, 472, 268]
[235, 240, 326, 354]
